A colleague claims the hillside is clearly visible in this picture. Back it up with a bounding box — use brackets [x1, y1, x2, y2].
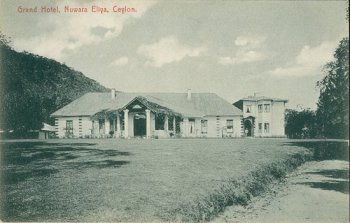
[0, 38, 108, 135]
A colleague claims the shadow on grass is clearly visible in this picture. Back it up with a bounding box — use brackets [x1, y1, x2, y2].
[0, 141, 132, 185]
[53, 142, 97, 147]
[74, 160, 130, 169]
[3, 169, 60, 185]
[2, 159, 130, 185]
[284, 141, 349, 161]
[1, 142, 132, 165]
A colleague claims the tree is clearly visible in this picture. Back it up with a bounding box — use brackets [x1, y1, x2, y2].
[316, 38, 349, 139]
[285, 108, 317, 139]
[0, 32, 108, 137]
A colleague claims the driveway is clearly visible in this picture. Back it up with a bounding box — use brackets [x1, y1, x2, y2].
[214, 160, 349, 223]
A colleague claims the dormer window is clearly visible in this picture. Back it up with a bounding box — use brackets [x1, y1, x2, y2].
[246, 105, 251, 113]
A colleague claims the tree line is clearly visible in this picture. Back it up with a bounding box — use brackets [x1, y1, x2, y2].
[0, 32, 108, 138]
[285, 38, 349, 139]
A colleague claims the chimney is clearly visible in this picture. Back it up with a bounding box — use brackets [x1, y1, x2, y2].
[187, 89, 192, 100]
[111, 88, 116, 99]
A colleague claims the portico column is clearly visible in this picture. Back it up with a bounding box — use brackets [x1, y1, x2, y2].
[105, 116, 110, 135]
[146, 109, 151, 138]
[173, 117, 176, 134]
[124, 109, 129, 138]
[116, 114, 121, 138]
[164, 115, 169, 131]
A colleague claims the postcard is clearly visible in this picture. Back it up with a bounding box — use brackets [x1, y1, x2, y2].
[0, 0, 348, 222]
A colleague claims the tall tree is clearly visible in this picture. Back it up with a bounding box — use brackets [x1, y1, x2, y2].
[285, 108, 317, 139]
[316, 38, 349, 139]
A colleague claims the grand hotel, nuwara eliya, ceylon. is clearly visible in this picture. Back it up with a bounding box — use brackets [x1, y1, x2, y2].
[51, 89, 287, 138]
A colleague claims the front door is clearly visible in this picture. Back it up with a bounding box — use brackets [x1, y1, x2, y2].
[189, 119, 195, 136]
[134, 113, 146, 137]
[244, 120, 253, 137]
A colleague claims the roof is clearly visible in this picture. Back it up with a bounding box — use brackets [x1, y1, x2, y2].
[233, 96, 288, 110]
[41, 123, 55, 132]
[51, 92, 242, 118]
[239, 96, 288, 102]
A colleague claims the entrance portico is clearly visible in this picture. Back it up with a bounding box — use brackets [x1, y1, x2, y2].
[243, 116, 255, 137]
[112, 96, 180, 138]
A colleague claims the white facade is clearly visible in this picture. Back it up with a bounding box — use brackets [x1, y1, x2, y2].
[240, 97, 287, 137]
[55, 116, 92, 138]
[54, 113, 242, 139]
[52, 91, 286, 139]
[192, 116, 242, 138]
[52, 90, 245, 139]
[54, 91, 287, 138]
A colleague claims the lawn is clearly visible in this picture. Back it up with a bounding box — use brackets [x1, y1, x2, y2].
[0, 138, 312, 222]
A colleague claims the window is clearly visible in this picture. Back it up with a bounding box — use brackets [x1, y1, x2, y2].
[246, 105, 251, 113]
[99, 119, 105, 133]
[155, 115, 165, 130]
[65, 120, 73, 136]
[226, 120, 233, 133]
[258, 104, 263, 113]
[258, 123, 262, 133]
[264, 123, 270, 133]
[264, 104, 270, 113]
[201, 120, 208, 134]
[92, 120, 98, 135]
[66, 120, 73, 131]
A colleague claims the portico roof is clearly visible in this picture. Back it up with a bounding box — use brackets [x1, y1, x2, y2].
[116, 96, 182, 116]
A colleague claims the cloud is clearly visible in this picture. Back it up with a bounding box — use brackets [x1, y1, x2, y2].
[219, 35, 267, 65]
[137, 36, 206, 67]
[13, 0, 156, 61]
[234, 36, 266, 48]
[219, 50, 266, 65]
[111, 56, 129, 66]
[269, 41, 337, 77]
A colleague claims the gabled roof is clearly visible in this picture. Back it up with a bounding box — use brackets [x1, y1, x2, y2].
[51, 92, 242, 117]
[118, 96, 180, 116]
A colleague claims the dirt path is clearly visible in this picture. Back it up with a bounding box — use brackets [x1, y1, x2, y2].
[213, 160, 349, 223]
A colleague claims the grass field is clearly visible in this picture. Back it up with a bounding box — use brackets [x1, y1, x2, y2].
[0, 138, 333, 222]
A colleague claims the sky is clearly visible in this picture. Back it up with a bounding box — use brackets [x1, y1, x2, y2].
[1, 0, 348, 109]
